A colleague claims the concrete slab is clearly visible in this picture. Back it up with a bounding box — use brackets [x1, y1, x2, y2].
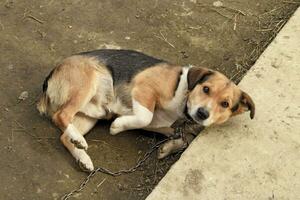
[147, 8, 300, 200]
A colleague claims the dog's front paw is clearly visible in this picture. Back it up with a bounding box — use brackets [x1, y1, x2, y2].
[110, 119, 124, 135]
[77, 155, 94, 172]
[70, 136, 88, 150]
[157, 145, 170, 159]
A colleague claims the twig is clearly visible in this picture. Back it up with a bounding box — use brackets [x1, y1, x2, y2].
[283, 1, 300, 4]
[222, 6, 246, 16]
[153, 158, 158, 183]
[274, 20, 286, 33]
[89, 139, 126, 152]
[210, 8, 233, 20]
[0, 20, 4, 30]
[256, 28, 273, 32]
[23, 10, 45, 24]
[230, 70, 241, 81]
[260, 6, 284, 16]
[14, 120, 26, 130]
[25, 15, 45, 24]
[10, 130, 14, 143]
[97, 178, 107, 188]
[233, 14, 237, 30]
[154, 30, 175, 48]
[188, 26, 202, 30]
[12, 120, 54, 140]
[198, 2, 246, 17]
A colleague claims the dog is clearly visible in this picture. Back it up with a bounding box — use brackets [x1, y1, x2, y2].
[37, 49, 255, 172]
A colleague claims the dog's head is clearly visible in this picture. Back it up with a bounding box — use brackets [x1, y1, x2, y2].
[186, 66, 255, 127]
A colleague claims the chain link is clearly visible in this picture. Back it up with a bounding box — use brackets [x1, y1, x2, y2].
[61, 139, 169, 200]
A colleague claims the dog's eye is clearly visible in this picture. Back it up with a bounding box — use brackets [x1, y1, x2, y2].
[221, 101, 229, 108]
[203, 86, 209, 94]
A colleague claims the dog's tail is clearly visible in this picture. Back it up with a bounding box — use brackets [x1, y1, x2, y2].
[37, 92, 49, 115]
[37, 69, 55, 116]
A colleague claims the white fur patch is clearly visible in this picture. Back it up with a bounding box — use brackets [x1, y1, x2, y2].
[149, 67, 189, 128]
[202, 116, 214, 126]
[108, 98, 132, 116]
[60, 133, 94, 171]
[73, 148, 94, 171]
[80, 102, 106, 118]
[110, 100, 153, 135]
[165, 67, 189, 114]
[65, 124, 88, 150]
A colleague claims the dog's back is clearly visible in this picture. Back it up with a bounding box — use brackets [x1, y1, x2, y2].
[78, 49, 166, 85]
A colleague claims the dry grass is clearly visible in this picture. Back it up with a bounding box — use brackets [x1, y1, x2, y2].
[234, 3, 299, 83]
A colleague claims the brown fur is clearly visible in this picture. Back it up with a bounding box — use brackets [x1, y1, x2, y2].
[132, 64, 183, 109]
[38, 56, 111, 130]
[187, 68, 254, 125]
[37, 53, 255, 171]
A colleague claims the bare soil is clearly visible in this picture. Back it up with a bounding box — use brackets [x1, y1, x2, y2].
[0, 0, 298, 199]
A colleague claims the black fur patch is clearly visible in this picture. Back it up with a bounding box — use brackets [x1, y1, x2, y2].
[187, 69, 214, 90]
[231, 94, 242, 113]
[231, 102, 239, 113]
[79, 49, 166, 85]
[197, 71, 214, 85]
[42, 69, 55, 92]
[173, 69, 183, 96]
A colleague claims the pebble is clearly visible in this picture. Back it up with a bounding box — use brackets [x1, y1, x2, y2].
[7, 64, 13, 70]
[18, 91, 29, 101]
[138, 192, 144, 196]
[213, 1, 223, 7]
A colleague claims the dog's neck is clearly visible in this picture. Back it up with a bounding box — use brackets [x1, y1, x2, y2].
[170, 66, 191, 118]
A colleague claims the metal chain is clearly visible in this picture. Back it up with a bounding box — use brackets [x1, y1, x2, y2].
[61, 138, 169, 200]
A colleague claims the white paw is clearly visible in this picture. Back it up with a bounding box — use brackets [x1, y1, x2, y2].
[77, 154, 94, 172]
[110, 119, 124, 135]
[70, 135, 88, 150]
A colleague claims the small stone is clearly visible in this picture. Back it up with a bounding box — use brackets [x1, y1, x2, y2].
[52, 193, 58, 198]
[37, 188, 42, 193]
[125, 36, 130, 40]
[5, 1, 14, 8]
[4, 108, 9, 112]
[64, 174, 70, 178]
[213, 1, 223, 7]
[68, 25, 72, 29]
[138, 192, 144, 196]
[7, 64, 13, 70]
[18, 91, 29, 101]
[117, 183, 124, 190]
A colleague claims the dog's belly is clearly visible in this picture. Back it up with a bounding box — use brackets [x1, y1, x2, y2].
[147, 109, 179, 129]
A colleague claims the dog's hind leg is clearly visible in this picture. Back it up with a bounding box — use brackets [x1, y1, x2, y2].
[60, 113, 97, 172]
[52, 89, 95, 150]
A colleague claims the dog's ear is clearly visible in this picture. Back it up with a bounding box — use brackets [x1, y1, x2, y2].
[231, 91, 255, 119]
[187, 67, 214, 90]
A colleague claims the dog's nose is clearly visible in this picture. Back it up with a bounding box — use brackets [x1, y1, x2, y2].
[197, 107, 209, 120]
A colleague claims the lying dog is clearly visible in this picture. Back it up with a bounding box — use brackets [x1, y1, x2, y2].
[37, 49, 255, 171]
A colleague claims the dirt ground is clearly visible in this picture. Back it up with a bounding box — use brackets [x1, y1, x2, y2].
[0, 0, 298, 200]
